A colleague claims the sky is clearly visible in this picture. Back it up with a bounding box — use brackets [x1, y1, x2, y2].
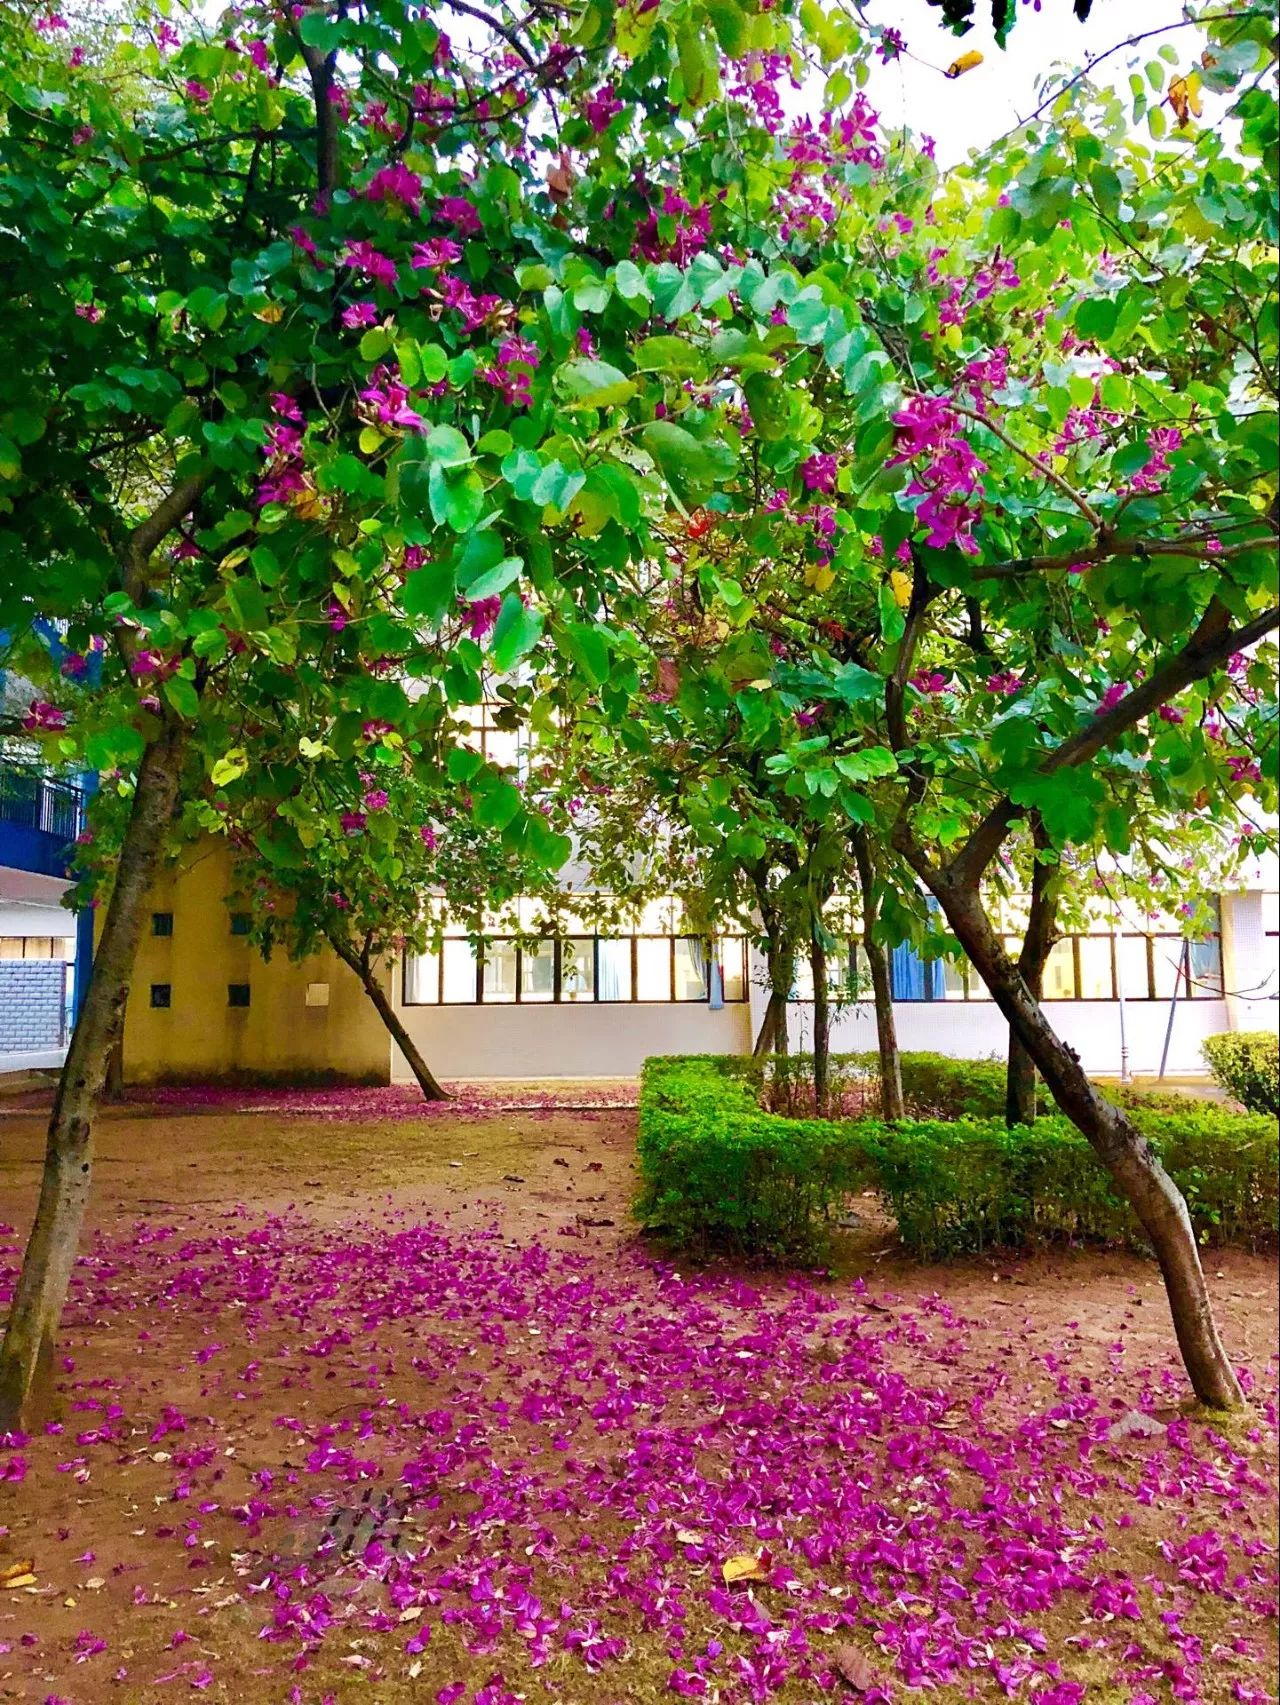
[855, 0, 1209, 163]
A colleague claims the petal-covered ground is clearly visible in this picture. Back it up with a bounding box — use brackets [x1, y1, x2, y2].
[0, 1093, 1275, 1705]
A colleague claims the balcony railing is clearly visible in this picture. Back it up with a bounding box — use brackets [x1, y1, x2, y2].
[0, 765, 84, 843]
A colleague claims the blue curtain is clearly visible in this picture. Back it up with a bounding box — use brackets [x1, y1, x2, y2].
[890, 942, 941, 1000]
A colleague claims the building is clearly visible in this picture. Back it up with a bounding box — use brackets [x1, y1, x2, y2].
[115, 836, 1278, 1086]
[0, 764, 89, 1067]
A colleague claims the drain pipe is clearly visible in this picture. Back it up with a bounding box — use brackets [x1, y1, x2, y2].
[1113, 914, 1131, 1084]
[1158, 938, 1190, 1081]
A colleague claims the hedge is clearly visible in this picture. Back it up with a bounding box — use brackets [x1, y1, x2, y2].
[1202, 1031, 1279, 1116]
[635, 1055, 1279, 1262]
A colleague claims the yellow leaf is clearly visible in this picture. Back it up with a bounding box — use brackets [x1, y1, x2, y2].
[0, 1561, 34, 1588]
[889, 569, 912, 609]
[1168, 72, 1202, 127]
[944, 50, 983, 80]
[254, 303, 284, 324]
[722, 1552, 770, 1584]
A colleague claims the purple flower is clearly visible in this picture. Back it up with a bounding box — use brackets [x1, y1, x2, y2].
[340, 810, 367, 836]
[584, 83, 623, 133]
[363, 788, 389, 811]
[23, 701, 67, 731]
[365, 162, 423, 214]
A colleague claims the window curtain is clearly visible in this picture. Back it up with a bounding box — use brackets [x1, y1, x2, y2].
[708, 939, 724, 1010]
[598, 940, 626, 1001]
[890, 942, 941, 1000]
[688, 936, 709, 1003]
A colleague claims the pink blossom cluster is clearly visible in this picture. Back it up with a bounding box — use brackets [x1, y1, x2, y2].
[889, 395, 988, 554]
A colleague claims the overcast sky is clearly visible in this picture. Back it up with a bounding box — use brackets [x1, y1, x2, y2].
[856, 0, 1208, 162]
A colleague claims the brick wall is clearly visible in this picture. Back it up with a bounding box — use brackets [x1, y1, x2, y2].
[0, 960, 67, 1051]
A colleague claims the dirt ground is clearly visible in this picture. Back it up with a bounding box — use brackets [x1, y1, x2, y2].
[0, 1086, 1275, 1705]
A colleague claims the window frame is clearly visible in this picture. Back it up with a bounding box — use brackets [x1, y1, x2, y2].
[401, 930, 746, 1006]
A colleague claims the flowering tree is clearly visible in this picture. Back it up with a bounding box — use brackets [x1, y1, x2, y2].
[0, 0, 874, 1424]
[557, 5, 1276, 1407]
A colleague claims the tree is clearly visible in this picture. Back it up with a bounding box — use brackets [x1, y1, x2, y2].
[564, 4, 1275, 1405]
[0, 0, 878, 1423]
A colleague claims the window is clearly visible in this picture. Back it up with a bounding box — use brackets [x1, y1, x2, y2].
[227, 983, 251, 1008]
[880, 922, 1223, 1002]
[150, 983, 171, 1009]
[151, 911, 173, 938]
[230, 912, 252, 937]
[0, 936, 74, 961]
[400, 901, 747, 1006]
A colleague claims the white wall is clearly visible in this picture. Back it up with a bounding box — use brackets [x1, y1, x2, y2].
[0, 898, 74, 938]
[1221, 891, 1279, 1039]
[786, 995, 1231, 1078]
[389, 996, 753, 1081]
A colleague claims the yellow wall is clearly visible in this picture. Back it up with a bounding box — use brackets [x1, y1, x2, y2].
[123, 839, 390, 1084]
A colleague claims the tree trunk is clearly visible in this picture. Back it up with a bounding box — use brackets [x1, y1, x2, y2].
[103, 1017, 125, 1104]
[1007, 825, 1058, 1127]
[925, 872, 1244, 1411]
[752, 940, 792, 1058]
[330, 935, 450, 1101]
[809, 931, 829, 1115]
[851, 828, 903, 1122]
[0, 725, 186, 1429]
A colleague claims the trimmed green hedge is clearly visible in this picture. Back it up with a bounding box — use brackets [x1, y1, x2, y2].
[635, 1055, 1279, 1261]
[1202, 1031, 1279, 1116]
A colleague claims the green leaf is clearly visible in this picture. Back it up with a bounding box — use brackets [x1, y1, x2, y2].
[633, 336, 706, 379]
[446, 746, 485, 783]
[878, 583, 906, 644]
[560, 619, 611, 687]
[1009, 770, 1104, 846]
[464, 555, 524, 599]
[429, 464, 485, 532]
[162, 676, 200, 719]
[642, 419, 720, 497]
[491, 594, 544, 670]
[425, 424, 472, 467]
[1075, 296, 1118, 341]
[558, 359, 636, 409]
[614, 260, 652, 301]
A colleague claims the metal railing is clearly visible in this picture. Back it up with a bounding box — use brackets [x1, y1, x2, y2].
[0, 765, 84, 842]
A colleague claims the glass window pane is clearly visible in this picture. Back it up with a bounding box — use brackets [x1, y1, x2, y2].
[719, 937, 747, 1003]
[404, 951, 439, 1005]
[638, 897, 676, 933]
[636, 938, 671, 1001]
[967, 963, 994, 1000]
[597, 938, 632, 1002]
[1188, 935, 1223, 999]
[674, 938, 708, 1002]
[1077, 936, 1113, 999]
[522, 939, 557, 1003]
[1042, 938, 1077, 1001]
[1116, 936, 1151, 1000]
[486, 729, 520, 770]
[484, 939, 518, 1003]
[933, 956, 965, 1001]
[23, 937, 52, 959]
[791, 954, 814, 1001]
[1151, 938, 1187, 1000]
[442, 939, 480, 1003]
[559, 937, 595, 1002]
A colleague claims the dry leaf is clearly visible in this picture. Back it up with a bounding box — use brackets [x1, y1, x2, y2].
[2, 1573, 36, 1591]
[546, 150, 575, 204]
[1168, 73, 1203, 127]
[398, 1606, 422, 1623]
[675, 1528, 706, 1546]
[722, 1550, 771, 1585]
[944, 50, 983, 79]
[0, 1560, 35, 1587]
[832, 1641, 885, 1691]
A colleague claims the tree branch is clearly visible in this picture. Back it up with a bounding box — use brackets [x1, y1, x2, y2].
[947, 399, 1103, 528]
[123, 474, 210, 604]
[944, 599, 1280, 891]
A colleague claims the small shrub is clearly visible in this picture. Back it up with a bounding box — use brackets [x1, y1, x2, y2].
[1202, 1032, 1279, 1116]
[635, 1054, 1278, 1262]
[637, 1057, 872, 1259]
